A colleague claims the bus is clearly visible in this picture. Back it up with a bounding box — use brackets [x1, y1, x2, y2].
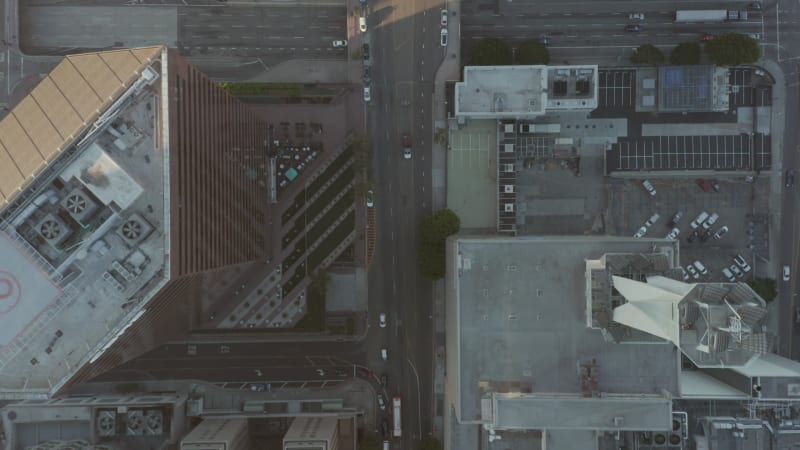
[392, 396, 402, 438]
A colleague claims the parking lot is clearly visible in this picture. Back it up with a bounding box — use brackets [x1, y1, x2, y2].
[606, 133, 772, 173]
[729, 68, 772, 107]
[608, 177, 772, 282]
[597, 69, 636, 111]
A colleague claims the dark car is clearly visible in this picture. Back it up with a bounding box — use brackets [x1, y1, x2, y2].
[700, 228, 714, 242]
[381, 419, 390, 439]
[625, 24, 641, 32]
[380, 374, 388, 386]
[362, 66, 372, 83]
[686, 229, 699, 244]
[786, 169, 795, 188]
[335, 368, 349, 377]
[748, 1, 762, 10]
[362, 43, 370, 61]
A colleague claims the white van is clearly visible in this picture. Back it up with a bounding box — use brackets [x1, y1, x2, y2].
[693, 261, 708, 276]
[722, 267, 735, 282]
[383, 441, 390, 450]
[703, 212, 719, 230]
[359, 16, 367, 32]
[690, 212, 709, 229]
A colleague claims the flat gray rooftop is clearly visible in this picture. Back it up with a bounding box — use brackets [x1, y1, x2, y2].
[452, 236, 679, 422]
[495, 396, 672, 431]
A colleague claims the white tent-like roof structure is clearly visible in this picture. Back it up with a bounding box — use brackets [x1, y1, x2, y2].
[611, 275, 683, 345]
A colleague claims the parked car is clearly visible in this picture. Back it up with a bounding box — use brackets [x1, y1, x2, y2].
[686, 229, 700, 243]
[668, 211, 683, 227]
[713, 226, 729, 239]
[730, 264, 743, 278]
[402, 133, 412, 159]
[363, 86, 372, 102]
[441, 9, 448, 26]
[366, 190, 374, 208]
[734, 255, 752, 273]
[690, 212, 709, 229]
[686, 264, 699, 279]
[642, 179, 656, 196]
[746, 32, 761, 40]
[665, 228, 680, 240]
[784, 265, 791, 282]
[629, 12, 645, 20]
[693, 261, 709, 276]
[702, 212, 719, 230]
[332, 40, 348, 48]
[634, 226, 648, 238]
[359, 16, 367, 32]
[250, 383, 268, 392]
[700, 228, 714, 242]
[625, 24, 642, 32]
[377, 394, 386, 410]
[380, 373, 388, 386]
[645, 213, 660, 227]
[700, 33, 715, 42]
[680, 267, 690, 281]
[786, 169, 795, 188]
[381, 348, 388, 361]
[748, 1, 762, 10]
[363, 66, 372, 83]
[379, 312, 386, 327]
[722, 267, 736, 282]
[440, 27, 448, 47]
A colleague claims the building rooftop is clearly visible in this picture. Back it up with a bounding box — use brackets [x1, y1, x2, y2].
[0, 47, 168, 397]
[454, 65, 598, 119]
[657, 65, 729, 112]
[448, 236, 680, 423]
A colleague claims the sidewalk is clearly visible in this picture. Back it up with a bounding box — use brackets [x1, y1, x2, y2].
[430, 0, 462, 442]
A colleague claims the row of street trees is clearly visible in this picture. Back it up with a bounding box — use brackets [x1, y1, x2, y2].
[469, 38, 549, 66]
[631, 33, 761, 66]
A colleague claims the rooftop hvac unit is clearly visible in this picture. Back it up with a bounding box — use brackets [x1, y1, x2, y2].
[126, 409, 144, 436]
[503, 185, 514, 193]
[504, 144, 514, 153]
[36, 214, 72, 247]
[116, 213, 153, 247]
[60, 188, 98, 223]
[504, 203, 514, 212]
[144, 410, 164, 435]
[503, 164, 514, 172]
[95, 410, 117, 437]
[503, 124, 514, 133]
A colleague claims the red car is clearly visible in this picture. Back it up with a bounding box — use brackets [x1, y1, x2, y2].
[700, 34, 714, 42]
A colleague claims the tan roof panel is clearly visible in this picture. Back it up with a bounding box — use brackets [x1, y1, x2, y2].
[0, 46, 163, 211]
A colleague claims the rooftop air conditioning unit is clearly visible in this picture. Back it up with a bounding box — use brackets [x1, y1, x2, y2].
[144, 410, 164, 435]
[116, 213, 153, 247]
[504, 144, 514, 153]
[504, 203, 514, 212]
[60, 188, 97, 223]
[96, 410, 116, 437]
[126, 409, 144, 436]
[37, 214, 72, 247]
[503, 164, 514, 173]
[504, 185, 515, 193]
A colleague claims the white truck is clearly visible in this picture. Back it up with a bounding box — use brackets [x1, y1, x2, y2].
[674, 10, 747, 23]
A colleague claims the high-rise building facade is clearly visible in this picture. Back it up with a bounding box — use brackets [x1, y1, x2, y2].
[0, 46, 272, 398]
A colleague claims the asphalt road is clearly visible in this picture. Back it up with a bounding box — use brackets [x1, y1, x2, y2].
[364, 0, 441, 446]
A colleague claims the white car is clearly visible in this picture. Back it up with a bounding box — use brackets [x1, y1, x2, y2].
[634, 226, 647, 238]
[690, 211, 709, 229]
[784, 265, 791, 282]
[363, 86, 371, 102]
[359, 16, 367, 32]
[644, 213, 660, 227]
[642, 179, 656, 196]
[366, 190, 374, 208]
[629, 13, 645, 20]
[332, 40, 348, 48]
[693, 261, 708, 276]
[381, 348, 388, 361]
[440, 28, 448, 47]
[722, 267, 736, 282]
[730, 264, 743, 278]
[680, 267, 690, 281]
[713, 226, 729, 239]
[686, 264, 699, 280]
[665, 228, 680, 240]
[379, 313, 386, 328]
[702, 212, 719, 230]
[377, 394, 386, 410]
[734, 255, 752, 273]
[441, 9, 448, 26]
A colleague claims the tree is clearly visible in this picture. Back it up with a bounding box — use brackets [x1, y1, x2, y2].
[515, 40, 550, 65]
[418, 209, 461, 280]
[746, 277, 777, 303]
[705, 33, 761, 65]
[670, 42, 701, 65]
[469, 38, 513, 66]
[630, 44, 665, 65]
[419, 436, 443, 450]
